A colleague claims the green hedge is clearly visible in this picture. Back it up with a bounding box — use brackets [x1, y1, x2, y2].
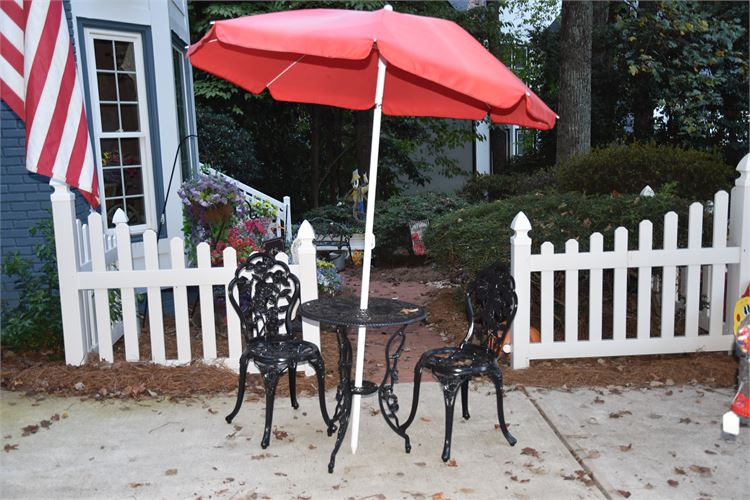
[425, 190, 695, 275]
[373, 192, 468, 258]
[459, 170, 555, 203]
[555, 143, 733, 201]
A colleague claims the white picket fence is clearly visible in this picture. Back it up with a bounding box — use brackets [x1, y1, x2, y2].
[206, 167, 292, 243]
[51, 180, 318, 368]
[509, 155, 750, 369]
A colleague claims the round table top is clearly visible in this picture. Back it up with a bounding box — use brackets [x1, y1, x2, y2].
[300, 296, 426, 328]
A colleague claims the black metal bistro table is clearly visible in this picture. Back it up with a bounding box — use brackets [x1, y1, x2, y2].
[300, 296, 426, 473]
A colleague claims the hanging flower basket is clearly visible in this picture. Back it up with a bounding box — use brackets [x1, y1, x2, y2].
[192, 201, 233, 226]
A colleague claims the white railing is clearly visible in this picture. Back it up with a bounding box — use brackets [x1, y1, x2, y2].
[206, 167, 292, 243]
[51, 181, 318, 368]
[509, 154, 749, 369]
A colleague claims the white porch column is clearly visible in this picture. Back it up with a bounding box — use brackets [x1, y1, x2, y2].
[49, 180, 87, 365]
[475, 119, 491, 175]
[726, 154, 750, 329]
[510, 211, 532, 369]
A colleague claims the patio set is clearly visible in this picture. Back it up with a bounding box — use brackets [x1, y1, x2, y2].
[187, 4, 557, 474]
[223, 252, 518, 473]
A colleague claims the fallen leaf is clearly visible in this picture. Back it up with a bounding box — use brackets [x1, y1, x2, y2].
[431, 493, 445, 500]
[4, 444, 18, 452]
[668, 479, 679, 487]
[207, 408, 218, 415]
[129, 483, 144, 488]
[446, 459, 458, 467]
[521, 447, 540, 459]
[679, 417, 691, 424]
[21, 425, 39, 436]
[39, 420, 51, 429]
[674, 467, 686, 475]
[273, 429, 288, 440]
[704, 450, 716, 455]
[415, 462, 427, 467]
[586, 450, 601, 459]
[458, 488, 475, 494]
[420, 416, 431, 422]
[609, 410, 632, 419]
[50, 414, 60, 422]
[273, 472, 287, 477]
[688, 465, 712, 477]
[308, 444, 316, 450]
[617, 490, 631, 498]
[593, 396, 605, 404]
[619, 443, 632, 452]
[165, 469, 177, 476]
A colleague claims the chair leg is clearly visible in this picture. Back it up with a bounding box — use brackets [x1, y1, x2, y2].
[225, 353, 250, 424]
[437, 375, 463, 462]
[288, 362, 299, 409]
[259, 364, 283, 449]
[460, 379, 470, 420]
[489, 369, 516, 447]
[400, 357, 426, 440]
[309, 354, 333, 429]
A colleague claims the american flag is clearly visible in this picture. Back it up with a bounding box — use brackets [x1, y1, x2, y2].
[1, 0, 99, 207]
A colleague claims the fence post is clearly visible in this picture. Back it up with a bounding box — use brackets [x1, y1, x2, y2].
[510, 211, 532, 369]
[49, 180, 87, 365]
[284, 196, 292, 243]
[296, 220, 320, 349]
[727, 154, 750, 329]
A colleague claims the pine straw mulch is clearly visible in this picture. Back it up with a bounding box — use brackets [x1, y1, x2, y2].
[0, 272, 741, 401]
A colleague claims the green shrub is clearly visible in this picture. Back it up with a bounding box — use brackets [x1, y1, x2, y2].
[555, 142, 733, 201]
[1, 220, 63, 353]
[459, 170, 555, 203]
[425, 190, 695, 275]
[196, 106, 260, 182]
[301, 204, 365, 234]
[374, 192, 468, 258]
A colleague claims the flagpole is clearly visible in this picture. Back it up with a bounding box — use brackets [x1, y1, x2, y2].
[350, 48, 388, 454]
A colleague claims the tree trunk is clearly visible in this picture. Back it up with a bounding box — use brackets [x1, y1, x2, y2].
[556, 0, 592, 164]
[310, 105, 321, 208]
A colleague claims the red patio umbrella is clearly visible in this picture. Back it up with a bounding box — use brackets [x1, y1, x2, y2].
[188, 4, 556, 453]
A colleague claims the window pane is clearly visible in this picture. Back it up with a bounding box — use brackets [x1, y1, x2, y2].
[126, 197, 146, 225]
[114, 41, 136, 71]
[100, 138, 120, 166]
[94, 39, 114, 70]
[103, 169, 123, 198]
[120, 104, 139, 131]
[123, 167, 144, 195]
[106, 199, 124, 226]
[100, 104, 119, 132]
[117, 73, 138, 101]
[120, 138, 141, 165]
[96, 73, 117, 101]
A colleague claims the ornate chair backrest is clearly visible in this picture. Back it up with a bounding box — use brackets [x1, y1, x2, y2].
[228, 252, 301, 343]
[460, 262, 518, 354]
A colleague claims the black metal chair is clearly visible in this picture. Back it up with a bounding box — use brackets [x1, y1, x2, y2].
[225, 252, 331, 448]
[403, 262, 518, 462]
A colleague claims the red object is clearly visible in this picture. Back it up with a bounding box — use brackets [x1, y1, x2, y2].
[188, 7, 556, 129]
[0, 1, 99, 207]
[731, 391, 750, 419]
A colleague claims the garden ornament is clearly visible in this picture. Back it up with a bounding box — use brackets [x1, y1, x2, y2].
[348, 169, 368, 218]
[723, 284, 750, 438]
[189, 4, 556, 452]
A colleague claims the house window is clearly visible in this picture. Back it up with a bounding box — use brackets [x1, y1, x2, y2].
[83, 29, 155, 231]
[172, 43, 192, 181]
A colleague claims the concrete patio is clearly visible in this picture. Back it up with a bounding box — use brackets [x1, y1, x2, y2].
[1, 383, 747, 499]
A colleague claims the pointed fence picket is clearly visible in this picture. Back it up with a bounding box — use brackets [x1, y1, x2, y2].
[509, 156, 749, 369]
[53, 184, 319, 368]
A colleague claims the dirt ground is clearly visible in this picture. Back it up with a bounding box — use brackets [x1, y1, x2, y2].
[0, 265, 740, 402]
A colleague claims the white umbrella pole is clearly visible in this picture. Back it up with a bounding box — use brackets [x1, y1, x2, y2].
[350, 53, 387, 454]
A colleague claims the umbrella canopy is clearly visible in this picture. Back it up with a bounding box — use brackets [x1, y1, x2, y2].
[188, 7, 556, 129]
[189, 5, 556, 456]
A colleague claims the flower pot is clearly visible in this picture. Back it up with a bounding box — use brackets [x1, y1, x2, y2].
[329, 251, 347, 271]
[192, 202, 233, 225]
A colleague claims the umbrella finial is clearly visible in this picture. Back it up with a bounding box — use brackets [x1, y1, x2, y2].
[384, 4, 393, 11]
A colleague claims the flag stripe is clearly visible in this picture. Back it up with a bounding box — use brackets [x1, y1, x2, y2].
[0, 33, 23, 74]
[37, 47, 75, 172]
[0, 79, 23, 118]
[0, 0, 99, 208]
[24, 0, 60, 141]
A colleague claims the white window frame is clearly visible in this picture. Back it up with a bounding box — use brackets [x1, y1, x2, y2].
[82, 27, 156, 234]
